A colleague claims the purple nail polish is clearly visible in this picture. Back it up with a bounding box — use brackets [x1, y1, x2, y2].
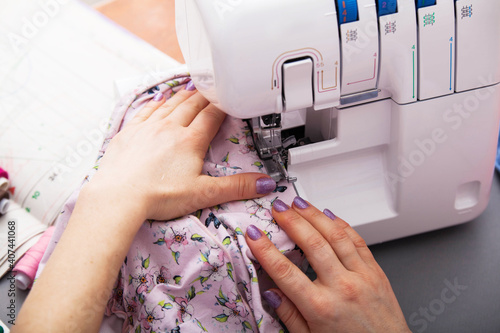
[273, 199, 289, 212]
[246, 224, 262, 241]
[153, 92, 164, 102]
[323, 208, 336, 220]
[185, 81, 196, 91]
[256, 177, 276, 194]
[263, 290, 282, 309]
[293, 196, 309, 209]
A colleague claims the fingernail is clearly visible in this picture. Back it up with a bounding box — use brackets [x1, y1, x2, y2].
[263, 290, 282, 309]
[153, 92, 164, 102]
[246, 224, 262, 241]
[256, 177, 276, 194]
[185, 81, 196, 91]
[293, 196, 309, 209]
[323, 208, 336, 220]
[273, 199, 289, 212]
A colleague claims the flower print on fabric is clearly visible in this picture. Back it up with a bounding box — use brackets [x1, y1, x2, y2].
[173, 296, 194, 323]
[34, 75, 307, 332]
[245, 198, 280, 233]
[130, 255, 154, 295]
[160, 285, 209, 331]
[224, 227, 245, 249]
[155, 265, 182, 286]
[139, 304, 165, 331]
[214, 287, 253, 332]
[123, 296, 139, 327]
[225, 127, 256, 156]
[164, 227, 189, 252]
[213, 156, 244, 176]
[154, 227, 190, 265]
[245, 198, 272, 216]
[193, 248, 233, 285]
[100, 80, 306, 332]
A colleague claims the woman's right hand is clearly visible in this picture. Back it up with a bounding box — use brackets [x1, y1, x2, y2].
[246, 197, 410, 333]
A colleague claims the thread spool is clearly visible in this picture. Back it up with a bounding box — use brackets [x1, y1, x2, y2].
[0, 177, 9, 197]
[0, 167, 8, 180]
[13, 226, 55, 290]
[0, 192, 9, 216]
[0, 199, 9, 215]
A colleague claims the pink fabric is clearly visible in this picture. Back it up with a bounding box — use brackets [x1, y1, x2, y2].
[36, 72, 306, 333]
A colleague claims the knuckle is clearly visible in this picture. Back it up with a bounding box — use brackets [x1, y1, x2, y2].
[258, 239, 277, 255]
[235, 176, 251, 199]
[181, 96, 198, 108]
[325, 227, 350, 245]
[337, 278, 361, 302]
[305, 234, 328, 254]
[204, 105, 222, 118]
[255, 241, 289, 274]
[351, 234, 367, 248]
[308, 208, 326, 221]
[131, 114, 148, 123]
[158, 104, 175, 116]
[205, 103, 225, 118]
[281, 211, 303, 227]
[272, 258, 297, 283]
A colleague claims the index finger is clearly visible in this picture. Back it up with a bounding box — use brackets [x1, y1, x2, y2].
[147, 88, 199, 122]
[189, 103, 226, 143]
[245, 225, 317, 308]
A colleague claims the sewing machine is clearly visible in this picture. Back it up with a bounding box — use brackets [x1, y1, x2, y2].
[176, 0, 500, 245]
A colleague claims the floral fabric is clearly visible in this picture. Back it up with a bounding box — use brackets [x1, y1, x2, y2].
[37, 71, 305, 333]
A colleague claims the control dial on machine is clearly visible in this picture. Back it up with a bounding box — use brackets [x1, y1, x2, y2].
[377, 0, 398, 16]
[415, 0, 436, 8]
[337, 0, 359, 23]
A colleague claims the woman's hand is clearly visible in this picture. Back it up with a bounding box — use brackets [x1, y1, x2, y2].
[15, 87, 278, 332]
[89, 88, 276, 222]
[246, 197, 410, 333]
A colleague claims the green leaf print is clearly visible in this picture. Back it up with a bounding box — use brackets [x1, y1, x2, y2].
[142, 256, 150, 269]
[214, 314, 229, 322]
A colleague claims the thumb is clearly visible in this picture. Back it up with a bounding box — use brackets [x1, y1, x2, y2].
[262, 289, 310, 333]
[196, 173, 276, 208]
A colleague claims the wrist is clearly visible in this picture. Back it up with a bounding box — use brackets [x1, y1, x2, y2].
[78, 179, 149, 228]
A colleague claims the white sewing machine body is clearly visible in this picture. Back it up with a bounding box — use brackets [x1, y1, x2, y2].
[176, 0, 500, 245]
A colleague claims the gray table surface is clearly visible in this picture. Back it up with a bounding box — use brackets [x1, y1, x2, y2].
[370, 171, 500, 333]
[2, 173, 499, 332]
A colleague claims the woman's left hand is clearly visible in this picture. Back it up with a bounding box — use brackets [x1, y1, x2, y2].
[89, 88, 276, 223]
[15, 88, 278, 332]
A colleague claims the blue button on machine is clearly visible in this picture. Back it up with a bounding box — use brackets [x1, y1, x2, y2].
[377, 0, 398, 16]
[337, 0, 358, 24]
[415, 0, 436, 8]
